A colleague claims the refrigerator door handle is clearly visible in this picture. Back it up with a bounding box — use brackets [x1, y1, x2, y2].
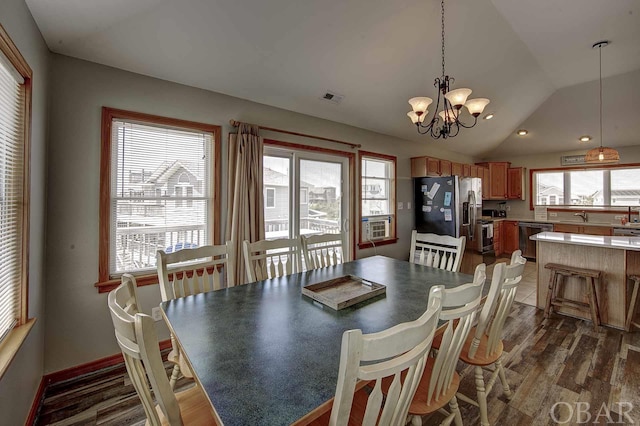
[469, 190, 476, 240]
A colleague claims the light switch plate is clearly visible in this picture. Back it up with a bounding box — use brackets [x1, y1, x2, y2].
[398, 202, 403, 210]
[549, 212, 558, 217]
[151, 307, 163, 322]
[407, 202, 411, 210]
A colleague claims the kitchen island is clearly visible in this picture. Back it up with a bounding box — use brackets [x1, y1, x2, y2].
[531, 231, 640, 329]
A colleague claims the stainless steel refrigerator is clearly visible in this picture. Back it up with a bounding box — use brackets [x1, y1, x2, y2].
[414, 176, 482, 245]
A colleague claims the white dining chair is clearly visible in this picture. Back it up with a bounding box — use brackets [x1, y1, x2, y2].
[156, 241, 234, 387]
[405, 263, 486, 426]
[409, 230, 466, 273]
[242, 237, 302, 282]
[301, 233, 345, 270]
[307, 286, 444, 426]
[108, 274, 219, 426]
[455, 251, 526, 426]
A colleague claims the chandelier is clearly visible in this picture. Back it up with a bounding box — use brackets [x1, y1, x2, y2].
[584, 41, 619, 163]
[407, 0, 489, 139]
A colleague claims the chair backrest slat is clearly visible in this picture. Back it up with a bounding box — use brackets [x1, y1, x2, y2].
[301, 234, 345, 271]
[426, 264, 485, 404]
[329, 286, 444, 426]
[242, 237, 302, 282]
[409, 231, 466, 272]
[157, 241, 234, 302]
[108, 275, 183, 425]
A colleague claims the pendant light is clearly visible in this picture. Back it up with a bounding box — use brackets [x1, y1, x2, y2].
[584, 40, 619, 164]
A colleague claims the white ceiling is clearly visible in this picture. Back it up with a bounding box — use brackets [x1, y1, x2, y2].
[26, 0, 640, 158]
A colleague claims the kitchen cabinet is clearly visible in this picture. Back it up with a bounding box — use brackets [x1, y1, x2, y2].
[440, 159, 452, 176]
[471, 165, 480, 178]
[463, 164, 471, 177]
[503, 220, 520, 254]
[553, 223, 612, 236]
[493, 220, 503, 256]
[452, 162, 463, 176]
[507, 167, 525, 200]
[481, 167, 490, 200]
[476, 162, 510, 200]
[426, 157, 440, 176]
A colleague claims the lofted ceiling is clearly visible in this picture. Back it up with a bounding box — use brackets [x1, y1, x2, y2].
[26, 0, 640, 158]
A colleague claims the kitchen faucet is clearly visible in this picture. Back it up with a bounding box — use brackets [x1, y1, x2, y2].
[574, 211, 588, 222]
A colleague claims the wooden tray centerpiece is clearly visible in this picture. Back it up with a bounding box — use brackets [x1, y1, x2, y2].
[302, 275, 386, 310]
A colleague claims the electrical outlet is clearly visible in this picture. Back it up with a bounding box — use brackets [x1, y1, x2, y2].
[151, 306, 163, 322]
[549, 212, 558, 217]
[614, 215, 624, 219]
[506, 205, 511, 211]
[398, 202, 403, 210]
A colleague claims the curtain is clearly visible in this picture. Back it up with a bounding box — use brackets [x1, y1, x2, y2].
[225, 123, 264, 285]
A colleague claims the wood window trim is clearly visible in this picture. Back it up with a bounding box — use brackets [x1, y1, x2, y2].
[358, 151, 397, 249]
[0, 23, 34, 374]
[529, 162, 640, 210]
[95, 107, 221, 293]
[263, 139, 357, 261]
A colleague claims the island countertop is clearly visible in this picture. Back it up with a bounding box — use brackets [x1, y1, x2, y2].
[531, 231, 640, 251]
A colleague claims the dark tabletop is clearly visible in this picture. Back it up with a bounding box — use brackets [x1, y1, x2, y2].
[161, 255, 474, 426]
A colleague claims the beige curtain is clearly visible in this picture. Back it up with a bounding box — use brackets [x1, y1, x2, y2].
[225, 123, 264, 285]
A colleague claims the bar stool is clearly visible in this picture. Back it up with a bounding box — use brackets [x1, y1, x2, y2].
[626, 275, 640, 332]
[544, 263, 602, 331]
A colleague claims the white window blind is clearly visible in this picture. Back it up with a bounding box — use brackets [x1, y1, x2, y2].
[0, 52, 25, 342]
[109, 120, 213, 275]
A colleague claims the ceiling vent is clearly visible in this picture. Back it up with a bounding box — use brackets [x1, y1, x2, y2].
[320, 91, 345, 104]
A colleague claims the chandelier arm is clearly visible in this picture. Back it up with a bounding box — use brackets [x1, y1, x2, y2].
[449, 122, 461, 138]
[456, 115, 479, 129]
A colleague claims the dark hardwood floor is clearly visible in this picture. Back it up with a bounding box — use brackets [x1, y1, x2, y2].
[34, 303, 640, 425]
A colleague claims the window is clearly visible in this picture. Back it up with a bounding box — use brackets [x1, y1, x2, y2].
[359, 152, 396, 248]
[265, 187, 276, 208]
[0, 26, 32, 344]
[97, 108, 221, 292]
[263, 139, 353, 258]
[532, 165, 640, 208]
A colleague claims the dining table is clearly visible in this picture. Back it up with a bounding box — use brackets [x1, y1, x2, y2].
[161, 255, 475, 425]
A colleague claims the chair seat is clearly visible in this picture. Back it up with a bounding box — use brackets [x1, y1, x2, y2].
[152, 385, 219, 426]
[408, 356, 461, 416]
[457, 327, 504, 367]
[167, 348, 194, 379]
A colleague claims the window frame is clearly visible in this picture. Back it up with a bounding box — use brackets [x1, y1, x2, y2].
[0, 23, 34, 376]
[96, 107, 221, 293]
[263, 139, 356, 260]
[265, 187, 276, 208]
[529, 163, 640, 211]
[358, 151, 397, 249]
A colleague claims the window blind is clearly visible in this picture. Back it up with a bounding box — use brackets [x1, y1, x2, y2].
[109, 120, 213, 275]
[0, 53, 25, 342]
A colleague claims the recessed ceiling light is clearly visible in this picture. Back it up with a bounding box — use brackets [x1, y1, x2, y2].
[483, 113, 494, 120]
[579, 135, 592, 142]
[516, 129, 528, 136]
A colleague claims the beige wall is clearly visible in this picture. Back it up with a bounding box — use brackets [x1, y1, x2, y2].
[0, 0, 50, 423]
[484, 145, 640, 219]
[45, 54, 474, 373]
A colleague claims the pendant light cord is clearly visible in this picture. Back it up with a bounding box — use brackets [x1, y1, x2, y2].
[441, 0, 445, 79]
[599, 44, 603, 151]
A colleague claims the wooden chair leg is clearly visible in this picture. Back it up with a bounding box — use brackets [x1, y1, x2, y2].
[449, 396, 463, 426]
[625, 278, 640, 332]
[495, 358, 513, 400]
[545, 271, 557, 318]
[474, 366, 490, 426]
[590, 277, 601, 327]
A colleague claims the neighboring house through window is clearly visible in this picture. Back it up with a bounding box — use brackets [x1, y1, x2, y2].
[0, 25, 32, 346]
[97, 108, 221, 291]
[265, 187, 276, 208]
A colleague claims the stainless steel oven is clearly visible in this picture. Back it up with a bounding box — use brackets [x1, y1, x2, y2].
[476, 220, 494, 254]
[519, 222, 553, 259]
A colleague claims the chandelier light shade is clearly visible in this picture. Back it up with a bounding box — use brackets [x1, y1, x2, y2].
[407, 0, 489, 139]
[585, 40, 620, 164]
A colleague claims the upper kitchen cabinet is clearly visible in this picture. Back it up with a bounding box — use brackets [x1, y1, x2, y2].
[440, 159, 452, 177]
[477, 162, 509, 200]
[411, 157, 452, 177]
[481, 167, 490, 200]
[507, 167, 525, 200]
[451, 162, 463, 177]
